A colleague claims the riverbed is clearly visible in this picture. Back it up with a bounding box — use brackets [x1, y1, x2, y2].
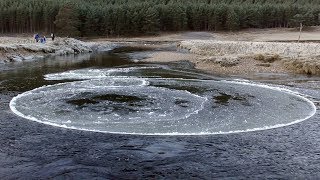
[1, 46, 320, 178]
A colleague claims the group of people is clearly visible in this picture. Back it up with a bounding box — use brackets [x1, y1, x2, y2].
[34, 33, 55, 43]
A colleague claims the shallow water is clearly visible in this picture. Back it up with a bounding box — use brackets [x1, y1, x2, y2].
[1, 47, 320, 178]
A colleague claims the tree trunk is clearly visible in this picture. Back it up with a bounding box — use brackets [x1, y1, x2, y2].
[298, 22, 303, 43]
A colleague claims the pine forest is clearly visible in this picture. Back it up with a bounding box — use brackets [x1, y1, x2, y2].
[1, 0, 319, 36]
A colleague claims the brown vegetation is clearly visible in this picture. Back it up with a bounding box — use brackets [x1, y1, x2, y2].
[179, 40, 320, 75]
[282, 57, 320, 75]
[253, 54, 281, 63]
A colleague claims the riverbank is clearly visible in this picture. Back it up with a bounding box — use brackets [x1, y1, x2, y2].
[136, 28, 320, 76]
[0, 37, 114, 63]
[177, 40, 320, 75]
[1, 27, 320, 76]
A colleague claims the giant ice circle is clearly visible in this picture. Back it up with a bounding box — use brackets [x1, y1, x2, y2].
[10, 67, 316, 135]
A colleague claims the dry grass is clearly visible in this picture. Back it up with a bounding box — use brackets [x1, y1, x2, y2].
[255, 63, 271, 67]
[179, 40, 320, 75]
[179, 40, 320, 58]
[282, 57, 320, 75]
[253, 54, 281, 63]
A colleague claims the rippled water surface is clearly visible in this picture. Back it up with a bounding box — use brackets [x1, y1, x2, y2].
[1, 47, 320, 178]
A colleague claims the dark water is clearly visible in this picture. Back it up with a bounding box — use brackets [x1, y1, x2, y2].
[1, 47, 320, 179]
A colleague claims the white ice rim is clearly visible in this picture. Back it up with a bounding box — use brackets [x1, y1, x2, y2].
[44, 66, 163, 80]
[9, 77, 317, 136]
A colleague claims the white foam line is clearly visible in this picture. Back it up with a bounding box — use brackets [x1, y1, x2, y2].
[43, 78, 150, 90]
[44, 66, 161, 80]
[9, 78, 317, 136]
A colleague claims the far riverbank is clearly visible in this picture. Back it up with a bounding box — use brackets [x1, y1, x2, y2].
[1, 27, 320, 76]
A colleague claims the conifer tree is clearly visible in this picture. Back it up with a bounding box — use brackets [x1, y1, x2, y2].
[226, 8, 240, 31]
[142, 7, 160, 35]
[54, 3, 81, 37]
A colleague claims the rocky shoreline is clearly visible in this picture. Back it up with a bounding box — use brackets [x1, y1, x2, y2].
[0, 38, 115, 63]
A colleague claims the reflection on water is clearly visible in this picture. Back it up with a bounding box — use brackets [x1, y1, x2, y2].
[0, 47, 214, 93]
[0, 49, 144, 92]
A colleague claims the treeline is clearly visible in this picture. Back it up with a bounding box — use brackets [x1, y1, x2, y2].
[1, 0, 320, 36]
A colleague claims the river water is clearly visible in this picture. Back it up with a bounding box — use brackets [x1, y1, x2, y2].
[1, 46, 320, 179]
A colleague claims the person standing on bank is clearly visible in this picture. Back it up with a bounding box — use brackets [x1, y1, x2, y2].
[35, 33, 40, 43]
[51, 33, 55, 41]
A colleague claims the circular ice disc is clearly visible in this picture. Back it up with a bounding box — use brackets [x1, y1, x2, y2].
[10, 72, 316, 135]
